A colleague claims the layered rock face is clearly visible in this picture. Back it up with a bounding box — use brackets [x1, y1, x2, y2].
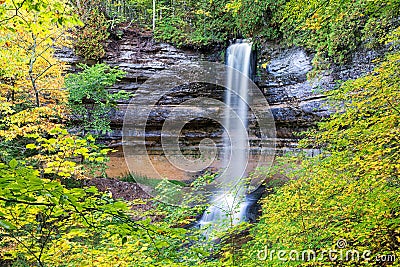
[56, 27, 384, 154]
[257, 45, 384, 152]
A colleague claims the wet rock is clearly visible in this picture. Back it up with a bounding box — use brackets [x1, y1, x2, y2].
[266, 48, 312, 79]
[257, 44, 386, 150]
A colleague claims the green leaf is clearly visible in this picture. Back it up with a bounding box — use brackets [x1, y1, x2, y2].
[9, 159, 18, 169]
[0, 220, 17, 230]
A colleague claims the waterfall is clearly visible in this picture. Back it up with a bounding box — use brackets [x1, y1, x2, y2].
[199, 42, 253, 235]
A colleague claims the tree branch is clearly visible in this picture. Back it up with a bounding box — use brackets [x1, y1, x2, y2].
[0, 197, 55, 206]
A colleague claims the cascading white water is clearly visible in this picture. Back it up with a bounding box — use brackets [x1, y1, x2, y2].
[199, 42, 253, 235]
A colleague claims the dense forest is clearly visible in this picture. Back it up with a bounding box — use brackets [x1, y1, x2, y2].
[0, 0, 399, 266]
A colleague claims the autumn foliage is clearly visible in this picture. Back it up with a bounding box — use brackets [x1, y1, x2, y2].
[0, 0, 399, 266]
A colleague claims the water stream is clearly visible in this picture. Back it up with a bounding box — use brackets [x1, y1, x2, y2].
[199, 41, 253, 234]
